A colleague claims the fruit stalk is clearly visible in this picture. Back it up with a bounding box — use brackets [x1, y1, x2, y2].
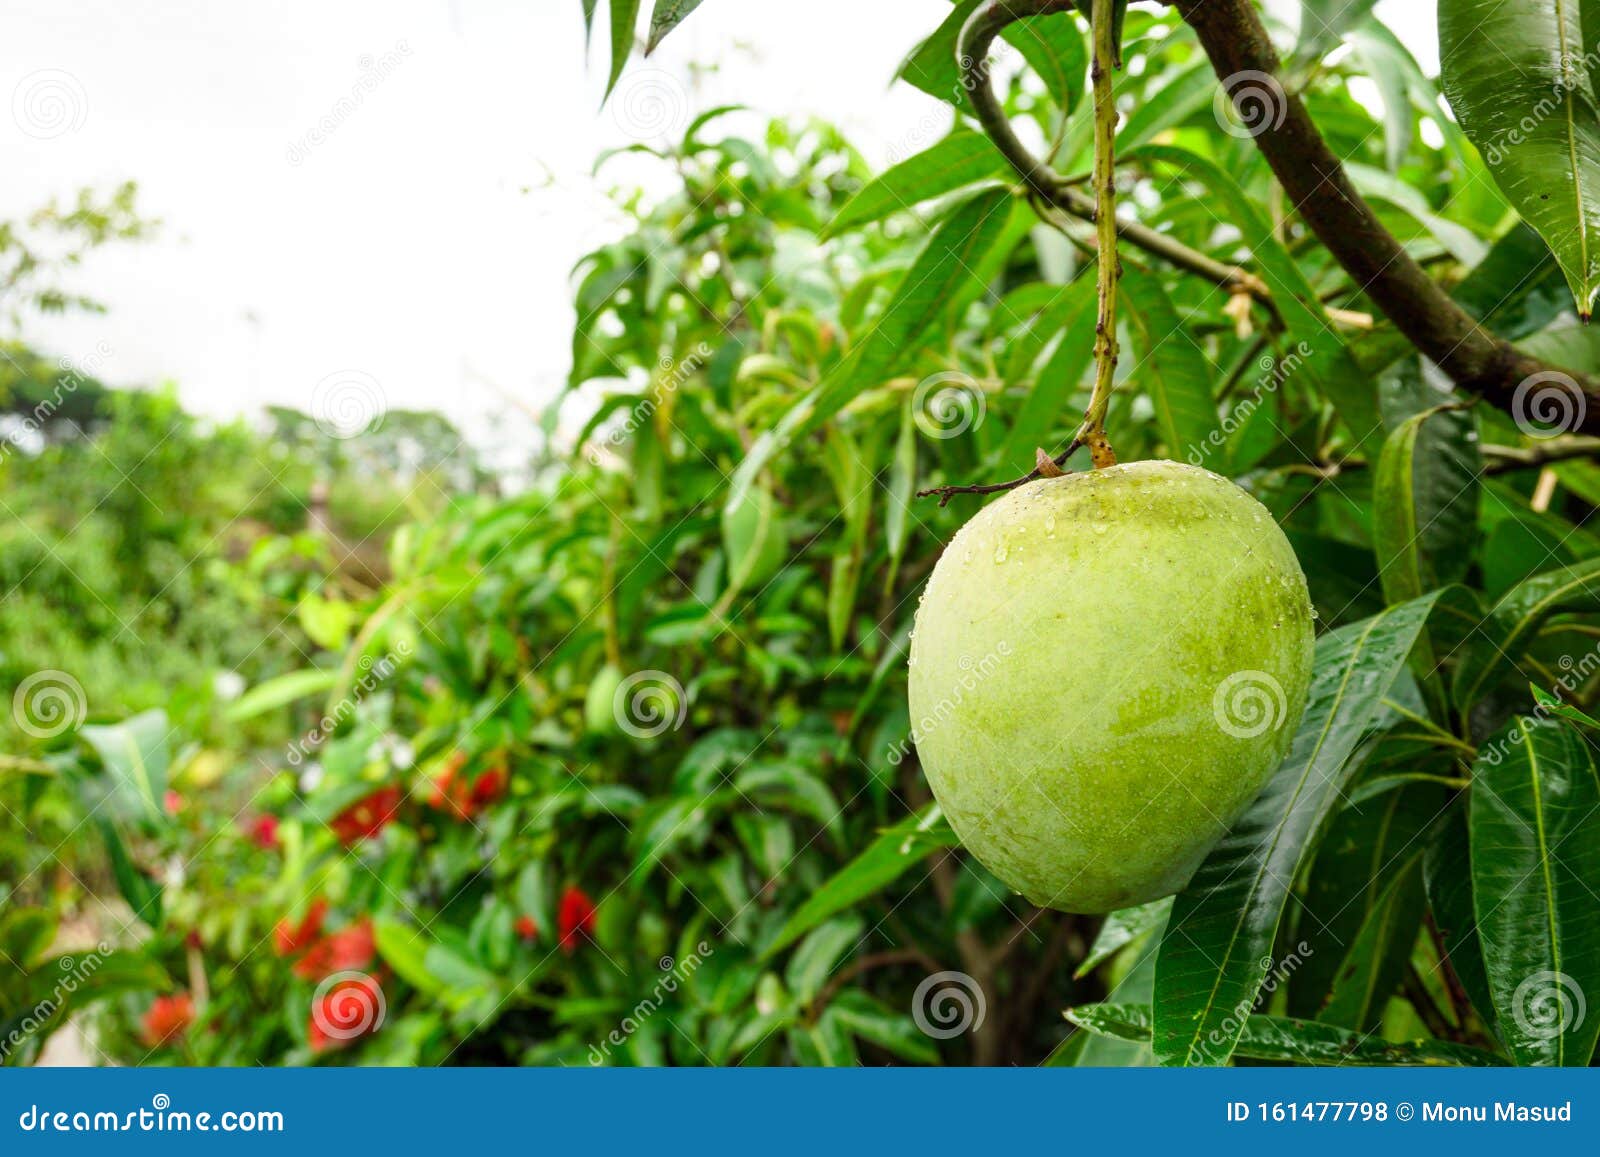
[1081, 0, 1119, 468]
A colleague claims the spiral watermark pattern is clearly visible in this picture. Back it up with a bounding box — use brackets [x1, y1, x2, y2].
[12, 670, 87, 739]
[613, 669, 687, 739]
[1512, 370, 1586, 438]
[1512, 970, 1586, 1042]
[12, 69, 88, 139]
[911, 970, 986, 1039]
[310, 970, 386, 1042]
[1213, 70, 1288, 139]
[310, 370, 386, 439]
[609, 68, 689, 142]
[912, 372, 985, 440]
[1211, 669, 1287, 739]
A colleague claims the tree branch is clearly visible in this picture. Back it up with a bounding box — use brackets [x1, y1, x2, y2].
[958, 1, 1273, 309]
[1170, 0, 1600, 435]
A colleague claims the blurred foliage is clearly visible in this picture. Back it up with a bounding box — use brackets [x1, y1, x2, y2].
[9, 2, 1600, 1070]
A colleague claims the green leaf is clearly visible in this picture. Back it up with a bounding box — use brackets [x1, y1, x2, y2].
[996, 275, 1097, 474]
[785, 916, 864, 1004]
[900, 1, 1087, 115]
[1317, 847, 1428, 1032]
[824, 133, 1008, 238]
[727, 188, 1026, 512]
[1372, 400, 1480, 606]
[1424, 803, 1500, 1037]
[828, 989, 940, 1064]
[1068, 1003, 1503, 1066]
[1440, 0, 1600, 316]
[1135, 144, 1380, 439]
[1120, 266, 1217, 461]
[721, 482, 785, 599]
[1076, 898, 1172, 980]
[1470, 716, 1600, 1066]
[374, 920, 449, 997]
[1152, 592, 1445, 1066]
[762, 805, 956, 957]
[1291, 781, 1448, 1019]
[225, 668, 340, 722]
[96, 817, 161, 927]
[1297, 0, 1381, 62]
[644, 0, 702, 54]
[1454, 557, 1600, 710]
[884, 396, 917, 589]
[605, 0, 643, 99]
[79, 709, 169, 821]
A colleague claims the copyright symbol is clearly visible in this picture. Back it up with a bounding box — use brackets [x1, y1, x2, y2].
[1396, 1102, 1414, 1121]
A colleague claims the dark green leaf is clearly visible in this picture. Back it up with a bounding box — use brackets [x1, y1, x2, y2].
[645, 0, 703, 54]
[1470, 716, 1600, 1066]
[824, 133, 1008, 238]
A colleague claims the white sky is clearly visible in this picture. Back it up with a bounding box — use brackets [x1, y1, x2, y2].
[2, 1, 1435, 455]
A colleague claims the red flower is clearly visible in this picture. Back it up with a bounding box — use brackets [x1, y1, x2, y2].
[557, 886, 597, 953]
[307, 972, 383, 1053]
[515, 914, 539, 942]
[141, 992, 195, 1047]
[246, 814, 280, 850]
[292, 919, 376, 981]
[471, 765, 507, 808]
[329, 784, 403, 845]
[273, 898, 328, 957]
[163, 789, 184, 815]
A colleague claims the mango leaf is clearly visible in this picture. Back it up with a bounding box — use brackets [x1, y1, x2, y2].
[827, 989, 939, 1064]
[721, 482, 785, 599]
[644, 0, 702, 54]
[1440, 0, 1600, 316]
[1297, 0, 1381, 62]
[1120, 266, 1217, 462]
[1069, 1003, 1502, 1066]
[1076, 898, 1172, 980]
[727, 188, 1026, 512]
[1135, 144, 1379, 438]
[900, 1, 1087, 115]
[996, 275, 1097, 474]
[604, 0, 643, 99]
[1317, 846, 1428, 1032]
[1470, 716, 1600, 1066]
[1372, 400, 1480, 606]
[1290, 780, 1448, 1018]
[1152, 591, 1445, 1067]
[1056, 919, 1162, 1066]
[1424, 803, 1500, 1038]
[786, 916, 864, 1004]
[824, 133, 1007, 238]
[1453, 557, 1600, 710]
[762, 805, 956, 957]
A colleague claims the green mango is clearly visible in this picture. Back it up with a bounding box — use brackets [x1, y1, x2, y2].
[908, 460, 1313, 912]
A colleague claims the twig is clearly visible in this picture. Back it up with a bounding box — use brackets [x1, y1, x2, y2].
[1082, 0, 1121, 468]
[917, 438, 1082, 506]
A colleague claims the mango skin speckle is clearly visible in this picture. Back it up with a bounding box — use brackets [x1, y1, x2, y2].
[907, 460, 1314, 913]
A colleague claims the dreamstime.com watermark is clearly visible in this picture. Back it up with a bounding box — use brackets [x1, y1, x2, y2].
[286, 41, 412, 165]
[310, 369, 386, 439]
[1511, 370, 1587, 439]
[1479, 640, 1600, 767]
[1, 342, 114, 463]
[912, 970, 986, 1039]
[588, 343, 712, 465]
[12, 669, 88, 740]
[11, 69, 87, 139]
[1203, 942, 1312, 1053]
[612, 670, 688, 739]
[1474, 42, 1600, 168]
[0, 943, 112, 1062]
[587, 942, 713, 1064]
[17, 1095, 284, 1135]
[1186, 341, 1311, 465]
[887, 643, 1013, 766]
[913, 372, 986, 440]
[1211, 669, 1290, 740]
[1212, 70, 1288, 139]
[1512, 970, 1587, 1044]
[285, 642, 411, 765]
[609, 68, 689, 142]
